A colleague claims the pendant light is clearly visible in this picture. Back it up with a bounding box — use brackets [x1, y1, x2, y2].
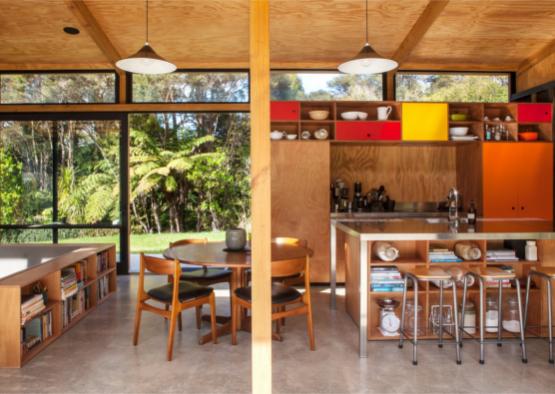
[116, 0, 176, 74]
[338, 0, 398, 74]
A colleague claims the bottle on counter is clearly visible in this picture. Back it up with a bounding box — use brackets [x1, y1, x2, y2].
[467, 201, 477, 225]
[485, 296, 499, 333]
[525, 240, 538, 261]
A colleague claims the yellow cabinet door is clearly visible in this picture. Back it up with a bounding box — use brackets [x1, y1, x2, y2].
[402, 103, 448, 141]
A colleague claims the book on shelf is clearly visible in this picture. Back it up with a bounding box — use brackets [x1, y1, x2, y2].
[21, 294, 45, 325]
[486, 249, 519, 262]
[21, 310, 53, 352]
[97, 252, 109, 273]
[97, 276, 109, 301]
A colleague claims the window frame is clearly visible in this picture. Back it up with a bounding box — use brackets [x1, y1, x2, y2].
[393, 70, 515, 103]
[0, 69, 119, 105]
[128, 68, 251, 104]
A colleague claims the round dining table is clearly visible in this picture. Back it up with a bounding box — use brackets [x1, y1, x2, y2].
[163, 241, 308, 344]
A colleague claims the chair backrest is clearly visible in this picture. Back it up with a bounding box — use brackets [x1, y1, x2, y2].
[140, 254, 181, 276]
[271, 256, 308, 279]
[272, 237, 308, 248]
[169, 238, 208, 248]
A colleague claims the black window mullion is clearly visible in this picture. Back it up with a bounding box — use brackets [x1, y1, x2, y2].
[52, 121, 59, 243]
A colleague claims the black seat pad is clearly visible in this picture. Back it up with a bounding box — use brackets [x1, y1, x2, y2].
[235, 283, 302, 304]
[148, 281, 213, 303]
[180, 267, 231, 280]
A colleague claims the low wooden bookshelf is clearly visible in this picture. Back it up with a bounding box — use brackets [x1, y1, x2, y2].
[0, 244, 117, 368]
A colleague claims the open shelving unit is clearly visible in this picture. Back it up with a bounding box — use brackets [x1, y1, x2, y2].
[0, 244, 117, 368]
[366, 239, 544, 341]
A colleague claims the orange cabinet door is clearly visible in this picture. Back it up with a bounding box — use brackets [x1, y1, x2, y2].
[515, 143, 553, 219]
[482, 143, 519, 218]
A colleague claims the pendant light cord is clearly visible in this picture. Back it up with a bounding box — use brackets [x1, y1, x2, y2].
[365, 0, 368, 44]
[145, 0, 149, 45]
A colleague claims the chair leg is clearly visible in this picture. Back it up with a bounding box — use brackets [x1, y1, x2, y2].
[133, 304, 142, 346]
[178, 312, 182, 332]
[306, 304, 315, 351]
[195, 306, 202, 329]
[209, 293, 218, 344]
[399, 276, 408, 349]
[275, 307, 281, 335]
[479, 278, 485, 364]
[514, 278, 527, 363]
[231, 299, 238, 346]
[547, 280, 554, 364]
[452, 280, 461, 365]
[167, 306, 178, 361]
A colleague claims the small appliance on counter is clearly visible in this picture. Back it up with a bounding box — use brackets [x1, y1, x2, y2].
[377, 298, 400, 336]
[330, 180, 396, 213]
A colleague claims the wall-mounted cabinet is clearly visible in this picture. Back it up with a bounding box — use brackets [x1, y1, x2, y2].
[402, 103, 448, 141]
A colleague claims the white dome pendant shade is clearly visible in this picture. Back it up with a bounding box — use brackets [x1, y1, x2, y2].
[338, 0, 398, 75]
[338, 43, 398, 74]
[116, 43, 176, 74]
[116, 0, 176, 75]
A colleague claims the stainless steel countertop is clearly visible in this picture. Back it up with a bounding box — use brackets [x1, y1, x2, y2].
[332, 218, 555, 241]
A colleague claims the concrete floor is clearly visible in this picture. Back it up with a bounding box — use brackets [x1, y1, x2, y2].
[2, 275, 555, 394]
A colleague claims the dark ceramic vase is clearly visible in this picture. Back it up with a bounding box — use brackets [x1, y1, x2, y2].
[225, 228, 246, 251]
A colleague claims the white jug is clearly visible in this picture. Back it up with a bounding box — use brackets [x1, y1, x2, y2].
[377, 106, 392, 120]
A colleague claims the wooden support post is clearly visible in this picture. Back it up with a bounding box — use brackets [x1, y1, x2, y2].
[250, 0, 272, 393]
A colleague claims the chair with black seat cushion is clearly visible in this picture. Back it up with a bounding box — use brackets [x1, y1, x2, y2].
[133, 253, 217, 361]
[231, 247, 315, 350]
[169, 239, 233, 329]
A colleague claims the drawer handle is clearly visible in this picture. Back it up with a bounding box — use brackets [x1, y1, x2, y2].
[512, 207, 516, 210]
[521, 206, 525, 210]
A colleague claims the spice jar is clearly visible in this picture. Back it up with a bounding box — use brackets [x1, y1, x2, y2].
[502, 295, 521, 333]
[459, 301, 476, 335]
[405, 300, 423, 335]
[485, 296, 499, 333]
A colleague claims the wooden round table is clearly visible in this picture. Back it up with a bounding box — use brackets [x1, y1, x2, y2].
[163, 241, 308, 343]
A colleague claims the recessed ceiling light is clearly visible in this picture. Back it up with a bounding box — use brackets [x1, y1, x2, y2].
[63, 27, 80, 35]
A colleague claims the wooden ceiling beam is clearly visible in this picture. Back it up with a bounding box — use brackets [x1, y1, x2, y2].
[518, 39, 555, 74]
[64, 0, 121, 65]
[392, 0, 449, 66]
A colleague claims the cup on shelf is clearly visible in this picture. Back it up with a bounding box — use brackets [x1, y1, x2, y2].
[377, 106, 392, 120]
[301, 130, 311, 140]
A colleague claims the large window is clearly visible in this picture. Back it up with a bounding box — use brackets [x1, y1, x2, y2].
[132, 71, 249, 103]
[0, 72, 116, 104]
[395, 72, 510, 103]
[271, 71, 383, 101]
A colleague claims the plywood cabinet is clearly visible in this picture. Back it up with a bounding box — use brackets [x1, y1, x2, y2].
[270, 101, 300, 121]
[402, 103, 448, 141]
[518, 103, 552, 123]
[271, 141, 331, 282]
[483, 142, 553, 219]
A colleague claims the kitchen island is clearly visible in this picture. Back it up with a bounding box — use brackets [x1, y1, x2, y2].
[330, 217, 555, 357]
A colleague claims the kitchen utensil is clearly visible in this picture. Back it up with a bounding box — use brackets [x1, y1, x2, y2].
[225, 228, 246, 251]
[483, 116, 490, 121]
[301, 130, 311, 140]
[270, 130, 284, 140]
[377, 106, 392, 120]
[519, 131, 538, 141]
[451, 135, 479, 141]
[373, 241, 400, 262]
[356, 111, 368, 120]
[308, 110, 329, 120]
[450, 113, 467, 121]
[314, 128, 329, 140]
[377, 298, 400, 336]
[505, 115, 513, 121]
[286, 133, 298, 140]
[454, 242, 482, 261]
[493, 117, 501, 121]
[340, 111, 359, 120]
[449, 126, 469, 136]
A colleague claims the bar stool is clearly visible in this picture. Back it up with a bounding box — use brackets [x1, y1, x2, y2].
[398, 267, 461, 365]
[461, 267, 527, 364]
[524, 267, 555, 363]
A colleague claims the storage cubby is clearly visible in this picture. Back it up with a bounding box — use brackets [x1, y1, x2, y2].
[336, 101, 402, 121]
[517, 122, 552, 142]
[484, 103, 518, 122]
[300, 101, 335, 122]
[300, 121, 334, 140]
[270, 121, 299, 140]
[448, 103, 484, 122]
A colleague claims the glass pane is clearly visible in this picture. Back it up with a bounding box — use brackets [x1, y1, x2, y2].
[0, 73, 116, 104]
[395, 73, 510, 103]
[271, 71, 383, 101]
[132, 72, 249, 103]
[57, 120, 120, 225]
[0, 121, 53, 224]
[0, 228, 52, 243]
[128, 112, 249, 271]
[58, 228, 120, 251]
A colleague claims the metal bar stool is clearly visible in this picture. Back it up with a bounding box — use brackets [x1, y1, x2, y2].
[399, 267, 461, 365]
[524, 267, 555, 364]
[461, 267, 527, 364]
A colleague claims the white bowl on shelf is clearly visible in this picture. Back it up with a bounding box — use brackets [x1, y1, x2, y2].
[286, 133, 298, 140]
[449, 127, 469, 136]
[270, 130, 284, 140]
[341, 111, 359, 120]
[308, 110, 329, 120]
[356, 111, 368, 120]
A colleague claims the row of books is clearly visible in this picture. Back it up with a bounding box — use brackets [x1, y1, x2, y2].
[21, 294, 46, 325]
[98, 276, 110, 300]
[61, 266, 79, 300]
[21, 311, 53, 352]
[62, 288, 91, 328]
[97, 252, 109, 273]
[429, 249, 463, 263]
[486, 249, 519, 262]
[371, 266, 404, 292]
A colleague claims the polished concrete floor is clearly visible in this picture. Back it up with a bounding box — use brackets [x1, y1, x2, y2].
[2, 275, 555, 393]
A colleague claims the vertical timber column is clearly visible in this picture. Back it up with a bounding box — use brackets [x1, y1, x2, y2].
[250, 1, 272, 393]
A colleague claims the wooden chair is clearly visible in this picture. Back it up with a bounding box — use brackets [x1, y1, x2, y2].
[231, 248, 315, 350]
[133, 254, 217, 361]
[169, 238, 233, 329]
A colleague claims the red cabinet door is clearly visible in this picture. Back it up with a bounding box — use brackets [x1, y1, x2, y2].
[518, 103, 552, 123]
[270, 101, 300, 121]
[336, 121, 401, 141]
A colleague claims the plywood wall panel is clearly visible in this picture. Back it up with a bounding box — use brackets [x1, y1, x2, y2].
[517, 51, 555, 91]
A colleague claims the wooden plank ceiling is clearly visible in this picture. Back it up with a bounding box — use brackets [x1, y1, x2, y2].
[0, 0, 553, 71]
